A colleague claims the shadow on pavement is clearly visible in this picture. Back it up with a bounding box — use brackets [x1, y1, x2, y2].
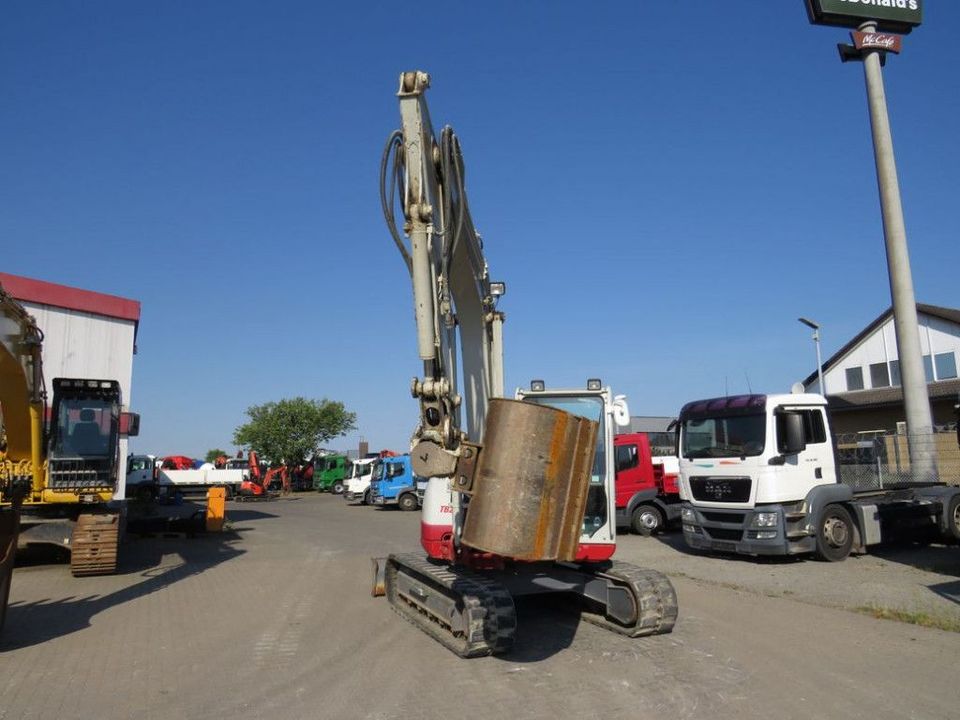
[869, 543, 960, 577]
[498, 595, 581, 663]
[929, 579, 960, 606]
[2, 531, 245, 651]
[222, 509, 279, 523]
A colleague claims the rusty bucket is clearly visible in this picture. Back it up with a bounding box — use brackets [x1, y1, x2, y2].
[460, 398, 598, 562]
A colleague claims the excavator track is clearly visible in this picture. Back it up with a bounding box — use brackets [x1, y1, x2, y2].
[70, 513, 120, 577]
[384, 553, 516, 658]
[579, 560, 678, 637]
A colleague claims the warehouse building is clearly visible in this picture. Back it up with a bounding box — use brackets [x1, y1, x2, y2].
[0, 272, 140, 500]
[801, 303, 960, 434]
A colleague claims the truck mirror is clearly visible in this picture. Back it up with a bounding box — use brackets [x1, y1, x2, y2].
[777, 412, 805, 455]
[612, 395, 630, 428]
[120, 412, 140, 437]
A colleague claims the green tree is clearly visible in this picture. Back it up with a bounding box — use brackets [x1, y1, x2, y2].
[233, 397, 356, 465]
[205, 448, 229, 464]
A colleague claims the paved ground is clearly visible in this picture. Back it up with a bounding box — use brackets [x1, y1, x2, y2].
[2, 494, 959, 720]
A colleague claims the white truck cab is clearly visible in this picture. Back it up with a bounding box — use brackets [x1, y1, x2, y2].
[678, 392, 960, 560]
[343, 457, 377, 504]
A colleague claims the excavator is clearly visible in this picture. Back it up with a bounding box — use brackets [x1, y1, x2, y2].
[0, 283, 138, 631]
[237, 450, 283, 499]
[372, 72, 678, 657]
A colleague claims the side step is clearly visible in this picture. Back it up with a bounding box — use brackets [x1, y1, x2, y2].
[71, 513, 120, 577]
[383, 553, 516, 658]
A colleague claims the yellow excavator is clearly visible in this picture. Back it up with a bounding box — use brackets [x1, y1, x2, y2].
[0, 282, 138, 632]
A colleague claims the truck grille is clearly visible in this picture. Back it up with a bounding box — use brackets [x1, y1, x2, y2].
[47, 458, 115, 492]
[701, 511, 746, 524]
[689, 476, 751, 503]
[704, 527, 743, 541]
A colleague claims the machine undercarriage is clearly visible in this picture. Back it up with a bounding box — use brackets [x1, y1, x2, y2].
[378, 554, 678, 658]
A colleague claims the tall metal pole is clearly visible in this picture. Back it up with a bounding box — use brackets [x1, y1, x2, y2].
[858, 21, 936, 480]
[813, 327, 825, 395]
[799, 317, 825, 395]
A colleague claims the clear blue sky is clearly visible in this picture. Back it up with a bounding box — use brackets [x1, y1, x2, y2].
[3, 2, 958, 457]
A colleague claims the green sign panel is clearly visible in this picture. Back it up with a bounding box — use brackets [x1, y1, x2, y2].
[806, 0, 922, 34]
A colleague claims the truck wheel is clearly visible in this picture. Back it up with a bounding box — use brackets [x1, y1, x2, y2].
[946, 494, 960, 542]
[814, 504, 854, 562]
[332, 481, 345, 495]
[398, 493, 418, 512]
[631, 504, 663, 536]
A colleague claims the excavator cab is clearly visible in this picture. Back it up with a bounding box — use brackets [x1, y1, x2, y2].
[47, 379, 125, 494]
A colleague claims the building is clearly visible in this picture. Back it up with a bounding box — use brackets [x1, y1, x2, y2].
[0, 272, 141, 499]
[801, 304, 960, 434]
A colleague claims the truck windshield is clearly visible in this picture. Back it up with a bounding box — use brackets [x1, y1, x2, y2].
[522, 395, 605, 481]
[371, 462, 384, 481]
[681, 414, 766, 459]
[53, 398, 117, 457]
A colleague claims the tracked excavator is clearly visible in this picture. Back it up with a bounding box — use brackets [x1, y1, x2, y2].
[0, 283, 138, 631]
[372, 71, 678, 657]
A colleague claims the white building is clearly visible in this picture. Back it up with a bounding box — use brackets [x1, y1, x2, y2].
[801, 304, 960, 433]
[0, 272, 140, 499]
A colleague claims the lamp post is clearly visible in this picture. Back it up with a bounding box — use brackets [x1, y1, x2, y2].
[799, 317, 825, 396]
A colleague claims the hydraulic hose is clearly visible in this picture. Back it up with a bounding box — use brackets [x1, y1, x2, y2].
[379, 129, 412, 274]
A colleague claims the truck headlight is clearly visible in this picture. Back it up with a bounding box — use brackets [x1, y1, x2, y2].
[751, 512, 779, 528]
[681, 507, 696, 523]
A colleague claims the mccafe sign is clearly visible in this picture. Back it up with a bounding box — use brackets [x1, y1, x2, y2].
[805, 0, 923, 34]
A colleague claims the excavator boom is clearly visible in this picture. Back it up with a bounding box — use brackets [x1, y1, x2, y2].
[374, 72, 678, 658]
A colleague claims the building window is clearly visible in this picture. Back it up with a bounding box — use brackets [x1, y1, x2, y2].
[889, 360, 901, 387]
[869, 362, 890, 388]
[935, 351, 957, 380]
[845, 367, 864, 391]
[923, 355, 934, 382]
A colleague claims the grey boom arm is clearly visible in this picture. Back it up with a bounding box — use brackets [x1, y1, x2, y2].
[382, 70, 505, 477]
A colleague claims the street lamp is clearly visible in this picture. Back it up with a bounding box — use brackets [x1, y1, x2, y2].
[798, 317, 826, 396]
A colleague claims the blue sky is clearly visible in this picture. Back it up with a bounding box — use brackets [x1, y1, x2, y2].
[3, 1, 958, 457]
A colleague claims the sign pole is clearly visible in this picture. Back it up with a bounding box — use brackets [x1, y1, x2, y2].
[856, 20, 936, 480]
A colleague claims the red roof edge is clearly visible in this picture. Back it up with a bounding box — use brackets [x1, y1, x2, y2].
[0, 272, 141, 323]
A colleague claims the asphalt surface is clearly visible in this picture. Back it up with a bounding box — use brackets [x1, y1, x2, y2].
[2, 493, 958, 720]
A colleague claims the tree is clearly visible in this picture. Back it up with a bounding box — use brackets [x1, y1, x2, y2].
[233, 397, 356, 465]
[205, 448, 229, 464]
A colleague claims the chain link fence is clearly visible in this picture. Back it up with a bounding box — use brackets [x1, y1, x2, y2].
[835, 424, 960, 491]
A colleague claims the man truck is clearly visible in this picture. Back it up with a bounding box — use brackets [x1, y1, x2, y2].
[677, 392, 960, 560]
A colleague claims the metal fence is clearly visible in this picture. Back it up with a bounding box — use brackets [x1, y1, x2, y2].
[835, 425, 960, 491]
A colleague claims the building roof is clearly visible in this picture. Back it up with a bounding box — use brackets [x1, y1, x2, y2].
[624, 416, 675, 433]
[0, 272, 141, 323]
[828, 378, 960, 411]
[803, 303, 960, 388]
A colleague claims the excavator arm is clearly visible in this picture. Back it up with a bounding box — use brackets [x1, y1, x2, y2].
[0, 283, 46, 497]
[381, 71, 505, 478]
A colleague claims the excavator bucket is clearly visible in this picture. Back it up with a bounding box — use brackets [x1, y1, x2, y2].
[0, 503, 21, 634]
[460, 399, 598, 562]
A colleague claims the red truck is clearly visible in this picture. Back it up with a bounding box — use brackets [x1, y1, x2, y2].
[614, 432, 681, 535]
